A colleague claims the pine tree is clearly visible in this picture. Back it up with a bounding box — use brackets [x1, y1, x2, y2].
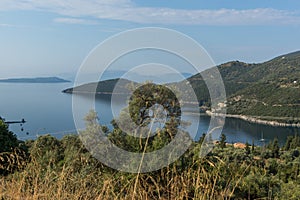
[251, 139, 255, 153]
[219, 133, 226, 149]
[284, 136, 293, 151]
[290, 135, 300, 149]
[245, 142, 251, 155]
[271, 137, 280, 158]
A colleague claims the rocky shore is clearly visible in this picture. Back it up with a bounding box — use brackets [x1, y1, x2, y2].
[206, 111, 300, 128]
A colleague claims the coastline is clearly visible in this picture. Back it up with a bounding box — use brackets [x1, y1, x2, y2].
[206, 111, 300, 128]
[62, 90, 300, 128]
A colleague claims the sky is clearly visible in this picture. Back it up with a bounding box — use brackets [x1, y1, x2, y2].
[1, 0, 300, 79]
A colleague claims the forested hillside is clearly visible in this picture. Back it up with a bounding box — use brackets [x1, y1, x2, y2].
[185, 51, 300, 123]
[63, 51, 300, 123]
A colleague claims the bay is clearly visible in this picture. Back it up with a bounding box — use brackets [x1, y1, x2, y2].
[0, 83, 299, 146]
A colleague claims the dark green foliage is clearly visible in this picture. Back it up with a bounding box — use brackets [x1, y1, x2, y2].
[285, 135, 294, 151]
[0, 120, 19, 153]
[108, 82, 185, 153]
[29, 135, 64, 169]
[284, 135, 300, 151]
[219, 133, 226, 149]
[236, 170, 281, 199]
[128, 83, 181, 128]
[270, 137, 280, 158]
[245, 142, 250, 155]
[0, 120, 28, 175]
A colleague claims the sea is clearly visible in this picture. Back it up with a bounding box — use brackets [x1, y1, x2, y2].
[0, 82, 299, 146]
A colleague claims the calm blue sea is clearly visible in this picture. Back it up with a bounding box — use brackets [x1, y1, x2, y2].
[0, 83, 299, 146]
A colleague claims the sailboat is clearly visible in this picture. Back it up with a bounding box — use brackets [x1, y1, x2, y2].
[259, 132, 265, 142]
[259, 131, 267, 149]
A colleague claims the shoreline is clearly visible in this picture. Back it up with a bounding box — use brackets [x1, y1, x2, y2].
[62, 91, 300, 128]
[206, 111, 300, 128]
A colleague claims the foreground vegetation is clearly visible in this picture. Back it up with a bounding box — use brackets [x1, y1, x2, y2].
[2, 80, 300, 199]
[1, 118, 300, 199]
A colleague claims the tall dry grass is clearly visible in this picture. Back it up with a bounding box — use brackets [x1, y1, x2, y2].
[0, 146, 249, 200]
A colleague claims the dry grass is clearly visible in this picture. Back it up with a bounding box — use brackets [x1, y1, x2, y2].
[0, 147, 249, 200]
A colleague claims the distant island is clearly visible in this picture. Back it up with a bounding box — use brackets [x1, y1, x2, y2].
[0, 77, 71, 83]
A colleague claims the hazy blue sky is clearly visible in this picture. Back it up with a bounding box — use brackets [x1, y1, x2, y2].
[1, 0, 300, 79]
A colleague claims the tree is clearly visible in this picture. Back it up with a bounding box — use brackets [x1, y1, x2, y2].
[290, 135, 300, 149]
[30, 135, 63, 169]
[245, 142, 251, 155]
[284, 136, 294, 151]
[219, 133, 226, 149]
[109, 82, 185, 152]
[270, 137, 280, 158]
[251, 139, 255, 153]
[128, 83, 181, 131]
[284, 135, 300, 151]
[0, 119, 18, 153]
[0, 120, 25, 175]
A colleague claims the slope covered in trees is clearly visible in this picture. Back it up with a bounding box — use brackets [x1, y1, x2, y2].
[62, 51, 300, 123]
[187, 51, 300, 103]
[223, 52, 300, 122]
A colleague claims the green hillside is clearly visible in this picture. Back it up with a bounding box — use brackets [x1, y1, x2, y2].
[62, 51, 300, 123]
[185, 61, 255, 104]
[225, 51, 300, 122]
[173, 51, 300, 123]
